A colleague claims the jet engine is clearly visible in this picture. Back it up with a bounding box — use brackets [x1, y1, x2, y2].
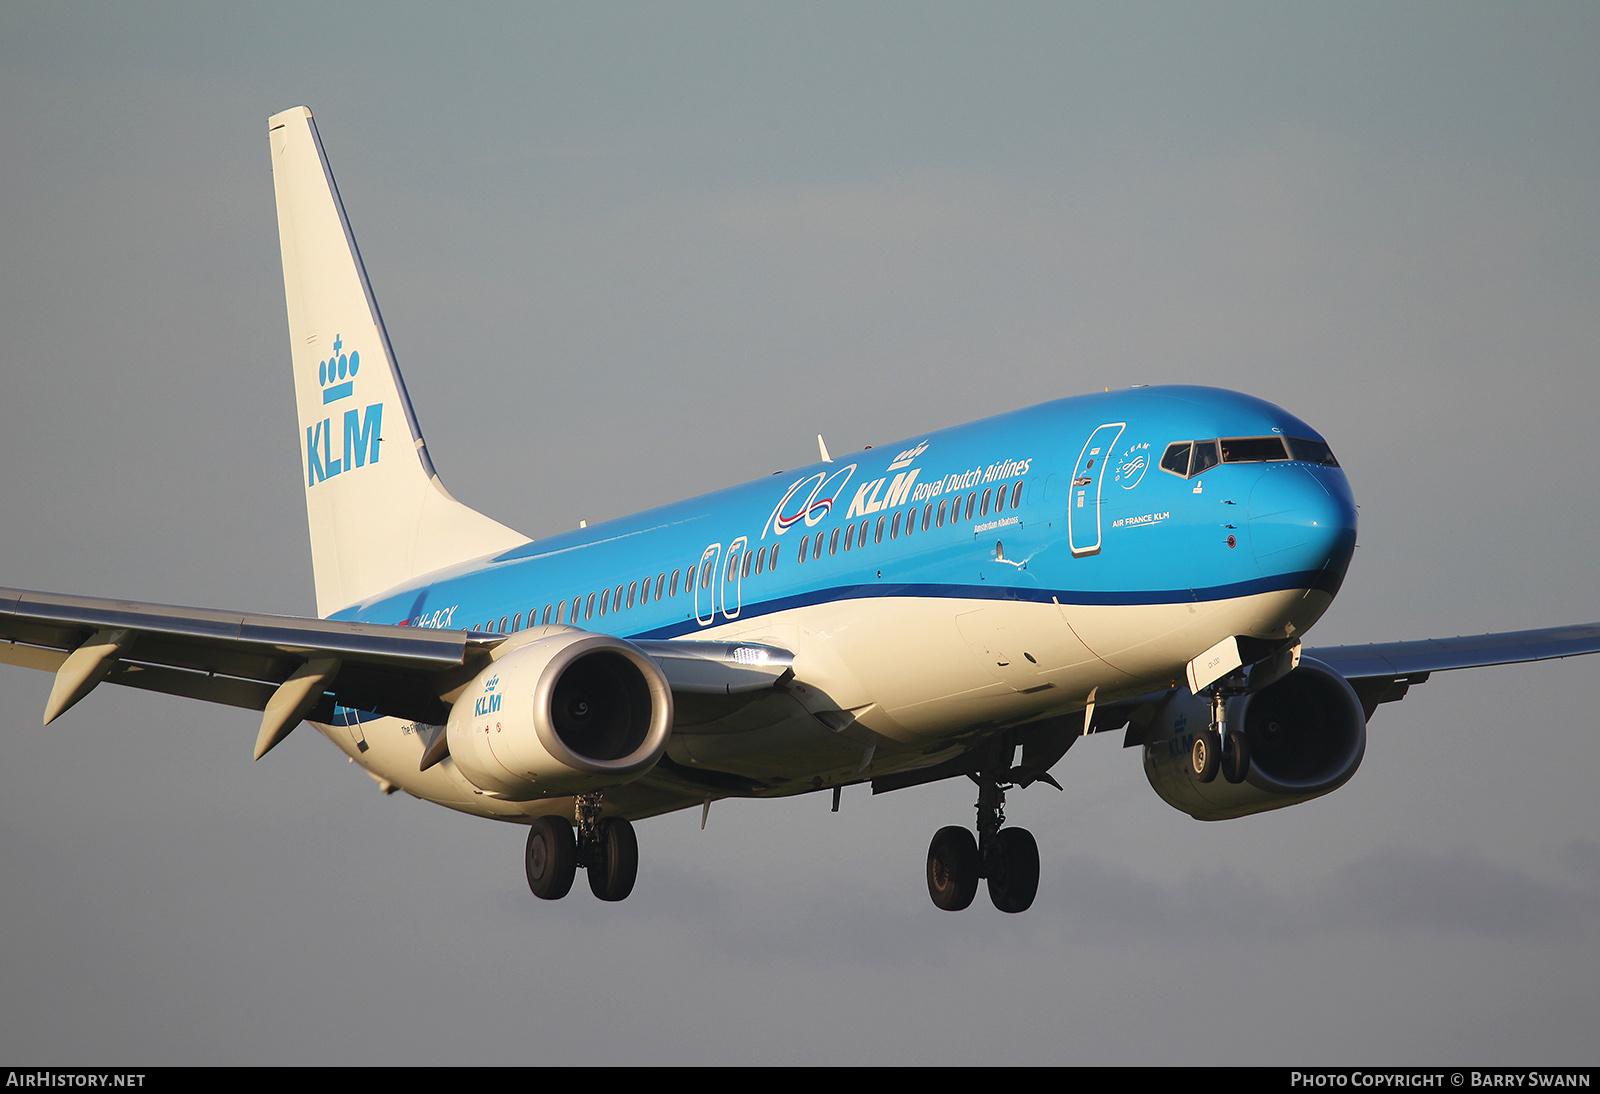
[1142, 658, 1366, 820]
[445, 628, 673, 800]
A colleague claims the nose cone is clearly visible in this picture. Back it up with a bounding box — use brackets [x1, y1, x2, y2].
[1247, 465, 1357, 589]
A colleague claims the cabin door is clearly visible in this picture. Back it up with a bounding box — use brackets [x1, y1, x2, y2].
[694, 542, 721, 627]
[1068, 422, 1125, 557]
[721, 535, 748, 621]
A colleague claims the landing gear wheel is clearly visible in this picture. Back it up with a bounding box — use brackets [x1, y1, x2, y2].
[927, 826, 980, 911]
[525, 815, 577, 900]
[1221, 729, 1251, 784]
[1192, 728, 1221, 783]
[587, 817, 639, 902]
[986, 827, 1040, 913]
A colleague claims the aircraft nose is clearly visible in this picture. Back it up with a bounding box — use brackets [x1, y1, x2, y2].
[1246, 465, 1357, 584]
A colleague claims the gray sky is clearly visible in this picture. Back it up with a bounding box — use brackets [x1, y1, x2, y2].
[2, 2, 1597, 1064]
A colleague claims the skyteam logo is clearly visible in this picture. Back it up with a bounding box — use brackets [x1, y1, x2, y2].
[1113, 441, 1152, 491]
[306, 333, 383, 487]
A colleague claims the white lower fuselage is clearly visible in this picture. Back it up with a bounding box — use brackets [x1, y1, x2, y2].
[314, 584, 1333, 822]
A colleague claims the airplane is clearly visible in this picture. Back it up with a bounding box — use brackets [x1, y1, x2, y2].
[4, 105, 1598, 914]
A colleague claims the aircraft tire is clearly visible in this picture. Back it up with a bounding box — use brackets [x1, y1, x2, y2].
[587, 817, 639, 902]
[1192, 728, 1221, 783]
[927, 825, 980, 911]
[525, 815, 577, 900]
[1222, 729, 1251, 784]
[986, 827, 1040, 914]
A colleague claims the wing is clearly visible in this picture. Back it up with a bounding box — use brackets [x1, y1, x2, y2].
[1305, 622, 1600, 717]
[0, 586, 793, 758]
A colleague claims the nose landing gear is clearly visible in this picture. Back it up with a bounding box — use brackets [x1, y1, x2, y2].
[1191, 679, 1251, 785]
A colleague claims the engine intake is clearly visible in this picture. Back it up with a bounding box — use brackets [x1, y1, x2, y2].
[1143, 657, 1366, 820]
[446, 628, 673, 800]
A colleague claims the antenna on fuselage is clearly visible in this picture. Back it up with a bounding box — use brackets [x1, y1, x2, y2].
[818, 434, 833, 463]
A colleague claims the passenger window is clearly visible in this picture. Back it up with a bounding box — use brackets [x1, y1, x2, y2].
[684, 565, 695, 593]
[891, 511, 901, 539]
[843, 523, 854, 552]
[768, 543, 778, 571]
[670, 569, 680, 597]
[513, 612, 522, 632]
[980, 489, 991, 517]
[936, 499, 947, 528]
[829, 527, 840, 555]
[599, 589, 609, 616]
[584, 593, 595, 620]
[798, 534, 809, 563]
[543, 605, 552, 625]
[754, 547, 765, 575]
[555, 601, 565, 625]
[923, 503, 932, 531]
[859, 519, 869, 545]
[656, 573, 665, 601]
[701, 563, 713, 590]
[966, 492, 977, 521]
[742, 550, 753, 579]
[994, 484, 1007, 513]
[627, 582, 636, 609]
[875, 515, 885, 543]
[1011, 481, 1024, 509]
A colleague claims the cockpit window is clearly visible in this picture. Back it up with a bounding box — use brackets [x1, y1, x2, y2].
[1219, 436, 1289, 463]
[1287, 437, 1340, 466]
[1160, 442, 1191, 476]
[1161, 435, 1337, 477]
[1160, 439, 1219, 478]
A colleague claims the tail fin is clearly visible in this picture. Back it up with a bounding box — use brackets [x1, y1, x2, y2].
[268, 107, 528, 618]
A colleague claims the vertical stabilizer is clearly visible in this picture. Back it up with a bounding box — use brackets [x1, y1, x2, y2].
[269, 107, 528, 618]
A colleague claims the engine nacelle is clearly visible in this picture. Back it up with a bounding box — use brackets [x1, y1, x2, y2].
[446, 628, 673, 801]
[1142, 657, 1366, 820]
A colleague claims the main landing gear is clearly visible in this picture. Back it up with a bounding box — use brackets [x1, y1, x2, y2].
[926, 768, 1040, 913]
[524, 793, 639, 902]
[1191, 681, 1251, 785]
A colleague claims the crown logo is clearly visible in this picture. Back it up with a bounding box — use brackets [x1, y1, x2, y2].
[319, 335, 360, 404]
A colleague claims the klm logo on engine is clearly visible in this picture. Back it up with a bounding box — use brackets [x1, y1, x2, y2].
[474, 674, 502, 717]
[306, 334, 383, 487]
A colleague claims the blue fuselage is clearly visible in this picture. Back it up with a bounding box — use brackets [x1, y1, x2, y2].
[339, 385, 1357, 656]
